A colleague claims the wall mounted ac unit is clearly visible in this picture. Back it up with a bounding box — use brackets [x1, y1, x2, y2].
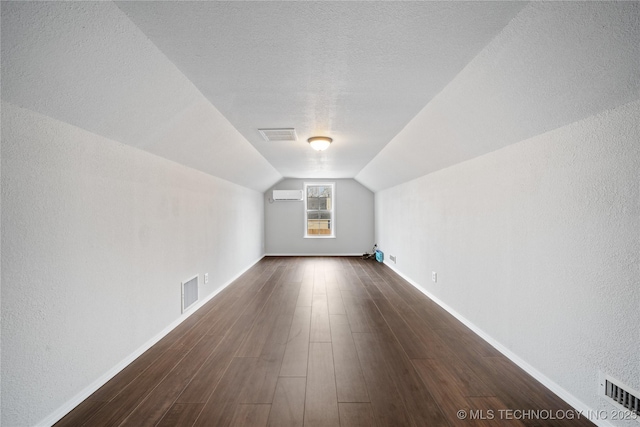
[273, 190, 303, 201]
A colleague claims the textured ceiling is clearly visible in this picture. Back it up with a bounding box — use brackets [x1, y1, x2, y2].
[115, 1, 526, 180]
[2, 1, 638, 193]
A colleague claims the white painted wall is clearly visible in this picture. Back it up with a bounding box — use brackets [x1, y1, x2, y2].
[0, 102, 265, 426]
[265, 179, 374, 256]
[375, 100, 640, 426]
[357, 2, 640, 192]
[1, 1, 281, 193]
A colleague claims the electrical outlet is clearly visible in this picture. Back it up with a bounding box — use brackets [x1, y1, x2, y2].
[432, 271, 437, 283]
[389, 255, 396, 263]
[204, 273, 209, 284]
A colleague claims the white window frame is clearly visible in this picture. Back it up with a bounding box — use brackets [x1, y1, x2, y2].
[304, 182, 335, 239]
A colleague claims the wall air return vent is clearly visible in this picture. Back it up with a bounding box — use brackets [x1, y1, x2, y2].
[258, 128, 297, 142]
[599, 373, 640, 418]
[181, 275, 199, 313]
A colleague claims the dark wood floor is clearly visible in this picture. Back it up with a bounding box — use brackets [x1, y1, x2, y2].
[56, 257, 594, 426]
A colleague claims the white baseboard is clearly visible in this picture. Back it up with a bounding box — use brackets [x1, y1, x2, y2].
[38, 256, 264, 427]
[382, 261, 613, 427]
[265, 253, 362, 257]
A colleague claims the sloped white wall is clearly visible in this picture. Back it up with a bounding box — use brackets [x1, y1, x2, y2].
[357, 2, 640, 192]
[1, 1, 281, 192]
[375, 100, 640, 426]
[1, 102, 265, 426]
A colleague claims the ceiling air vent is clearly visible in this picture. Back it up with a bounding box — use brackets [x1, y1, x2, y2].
[599, 373, 640, 418]
[258, 128, 297, 142]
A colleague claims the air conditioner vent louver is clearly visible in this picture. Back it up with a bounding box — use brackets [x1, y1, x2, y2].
[273, 190, 303, 201]
[600, 374, 640, 418]
[606, 380, 640, 415]
[258, 128, 297, 142]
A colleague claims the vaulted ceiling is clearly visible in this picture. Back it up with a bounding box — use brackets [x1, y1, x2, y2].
[2, 1, 639, 192]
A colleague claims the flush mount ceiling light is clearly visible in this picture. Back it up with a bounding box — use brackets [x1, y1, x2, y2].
[307, 136, 332, 151]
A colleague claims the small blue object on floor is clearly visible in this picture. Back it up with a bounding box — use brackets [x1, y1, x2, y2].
[375, 249, 384, 263]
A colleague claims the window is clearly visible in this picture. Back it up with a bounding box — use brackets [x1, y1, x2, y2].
[304, 182, 335, 238]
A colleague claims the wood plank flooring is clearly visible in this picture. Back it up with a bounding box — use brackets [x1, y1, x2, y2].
[55, 257, 594, 427]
